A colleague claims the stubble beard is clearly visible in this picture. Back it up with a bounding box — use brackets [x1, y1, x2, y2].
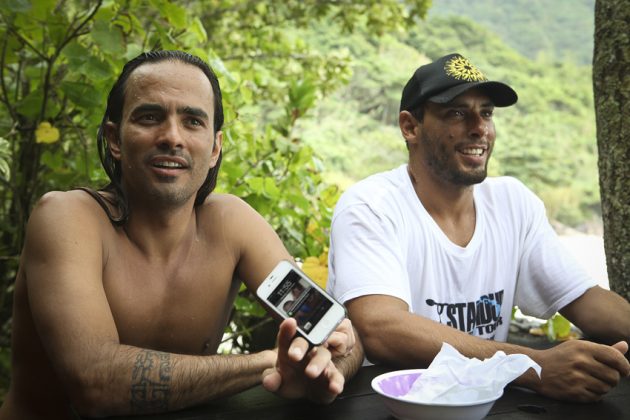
[123, 163, 207, 211]
[422, 129, 489, 186]
[146, 182, 197, 208]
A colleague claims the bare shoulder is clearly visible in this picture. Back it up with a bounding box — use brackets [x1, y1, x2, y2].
[198, 193, 268, 228]
[30, 189, 113, 226]
[24, 190, 114, 255]
[202, 193, 256, 211]
[197, 193, 291, 285]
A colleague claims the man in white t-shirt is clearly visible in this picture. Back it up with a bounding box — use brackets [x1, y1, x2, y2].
[327, 53, 630, 402]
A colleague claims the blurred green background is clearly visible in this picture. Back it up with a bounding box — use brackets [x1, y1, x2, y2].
[0, 0, 601, 400]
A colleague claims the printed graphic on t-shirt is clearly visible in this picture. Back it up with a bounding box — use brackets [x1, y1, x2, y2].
[425, 290, 504, 339]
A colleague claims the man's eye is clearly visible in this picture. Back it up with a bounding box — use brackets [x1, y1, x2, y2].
[138, 114, 158, 122]
[186, 118, 204, 127]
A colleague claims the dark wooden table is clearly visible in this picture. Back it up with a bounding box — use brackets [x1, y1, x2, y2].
[104, 364, 630, 420]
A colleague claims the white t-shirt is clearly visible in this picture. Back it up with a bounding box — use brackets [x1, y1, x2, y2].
[327, 164, 597, 341]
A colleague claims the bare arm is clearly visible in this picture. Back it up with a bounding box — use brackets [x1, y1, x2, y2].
[24, 192, 275, 417]
[560, 285, 630, 345]
[347, 294, 630, 402]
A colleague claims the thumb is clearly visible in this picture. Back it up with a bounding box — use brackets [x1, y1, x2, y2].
[277, 318, 298, 351]
[612, 341, 628, 354]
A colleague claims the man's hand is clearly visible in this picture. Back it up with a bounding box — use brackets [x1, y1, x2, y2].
[529, 340, 630, 402]
[261, 318, 345, 404]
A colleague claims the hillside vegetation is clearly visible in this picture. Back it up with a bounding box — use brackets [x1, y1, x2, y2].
[430, 0, 596, 65]
[299, 7, 599, 227]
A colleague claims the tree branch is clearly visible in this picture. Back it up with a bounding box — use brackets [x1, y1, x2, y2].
[56, 1, 103, 53]
[232, 149, 277, 189]
[6, 26, 46, 61]
[0, 34, 19, 122]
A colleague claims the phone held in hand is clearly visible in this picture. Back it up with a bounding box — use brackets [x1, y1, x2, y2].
[256, 260, 347, 346]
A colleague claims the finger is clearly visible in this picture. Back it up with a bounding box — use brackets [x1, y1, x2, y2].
[577, 353, 623, 387]
[261, 369, 282, 393]
[277, 318, 298, 352]
[336, 318, 352, 334]
[288, 335, 310, 362]
[315, 363, 345, 403]
[325, 331, 350, 356]
[612, 340, 628, 355]
[577, 385, 607, 402]
[305, 346, 333, 378]
[324, 363, 345, 395]
[584, 377, 614, 398]
[325, 319, 355, 356]
[593, 343, 630, 377]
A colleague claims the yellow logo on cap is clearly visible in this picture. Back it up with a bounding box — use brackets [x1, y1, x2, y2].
[445, 56, 487, 82]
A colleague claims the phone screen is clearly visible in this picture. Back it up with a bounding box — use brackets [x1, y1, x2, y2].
[266, 270, 333, 333]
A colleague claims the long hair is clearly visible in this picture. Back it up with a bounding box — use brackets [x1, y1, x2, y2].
[95, 50, 224, 225]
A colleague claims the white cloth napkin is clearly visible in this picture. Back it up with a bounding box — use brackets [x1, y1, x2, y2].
[403, 342, 541, 404]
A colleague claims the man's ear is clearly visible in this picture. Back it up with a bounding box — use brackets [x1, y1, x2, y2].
[210, 131, 223, 167]
[399, 111, 421, 145]
[104, 122, 121, 160]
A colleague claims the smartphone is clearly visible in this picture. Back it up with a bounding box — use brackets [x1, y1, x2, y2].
[256, 260, 347, 346]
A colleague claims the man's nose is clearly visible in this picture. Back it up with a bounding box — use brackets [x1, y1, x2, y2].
[468, 113, 489, 138]
[156, 117, 184, 149]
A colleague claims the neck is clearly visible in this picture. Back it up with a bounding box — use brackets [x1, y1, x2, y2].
[407, 163, 477, 247]
[407, 163, 475, 217]
[124, 198, 198, 262]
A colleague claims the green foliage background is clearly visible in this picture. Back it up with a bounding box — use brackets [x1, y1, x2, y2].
[0, 0, 600, 400]
[0, 0, 430, 398]
[298, 1, 599, 227]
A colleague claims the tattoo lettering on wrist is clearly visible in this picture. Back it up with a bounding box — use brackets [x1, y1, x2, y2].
[130, 350, 172, 412]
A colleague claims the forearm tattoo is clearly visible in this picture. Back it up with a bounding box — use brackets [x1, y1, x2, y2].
[130, 350, 172, 412]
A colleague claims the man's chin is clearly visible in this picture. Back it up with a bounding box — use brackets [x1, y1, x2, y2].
[451, 170, 487, 186]
[145, 187, 195, 207]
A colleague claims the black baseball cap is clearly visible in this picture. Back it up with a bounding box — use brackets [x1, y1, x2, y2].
[400, 53, 518, 112]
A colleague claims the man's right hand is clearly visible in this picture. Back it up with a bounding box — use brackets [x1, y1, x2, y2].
[261, 318, 345, 404]
[528, 340, 630, 402]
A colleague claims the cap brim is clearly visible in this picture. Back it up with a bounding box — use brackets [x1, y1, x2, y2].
[428, 81, 518, 107]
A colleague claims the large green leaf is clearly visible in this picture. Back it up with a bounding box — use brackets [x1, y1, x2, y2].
[91, 19, 125, 55]
[60, 81, 102, 109]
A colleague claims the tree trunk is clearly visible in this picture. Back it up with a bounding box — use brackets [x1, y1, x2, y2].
[593, 0, 630, 301]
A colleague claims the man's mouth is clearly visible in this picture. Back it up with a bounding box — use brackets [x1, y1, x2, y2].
[153, 161, 185, 169]
[460, 147, 484, 156]
[149, 155, 189, 170]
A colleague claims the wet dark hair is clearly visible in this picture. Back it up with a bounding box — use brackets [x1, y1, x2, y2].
[95, 50, 224, 225]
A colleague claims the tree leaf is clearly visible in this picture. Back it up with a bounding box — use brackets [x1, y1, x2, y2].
[60, 81, 102, 109]
[4, 0, 31, 13]
[91, 19, 125, 55]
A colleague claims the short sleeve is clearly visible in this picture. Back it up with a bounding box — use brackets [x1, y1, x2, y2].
[327, 203, 412, 306]
[514, 192, 597, 319]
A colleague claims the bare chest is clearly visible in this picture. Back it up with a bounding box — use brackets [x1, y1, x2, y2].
[102, 242, 240, 355]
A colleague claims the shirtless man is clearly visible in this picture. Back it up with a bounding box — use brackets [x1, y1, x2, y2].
[0, 50, 361, 419]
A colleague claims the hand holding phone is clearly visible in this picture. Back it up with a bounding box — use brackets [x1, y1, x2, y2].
[256, 260, 347, 346]
[261, 317, 345, 403]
